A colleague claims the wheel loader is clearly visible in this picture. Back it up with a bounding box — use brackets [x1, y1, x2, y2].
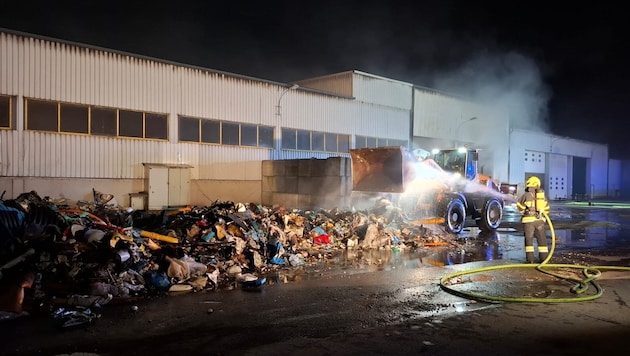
[349, 146, 505, 234]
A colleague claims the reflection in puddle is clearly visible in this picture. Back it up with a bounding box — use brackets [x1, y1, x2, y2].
[265, 230, 523, 285]
[266, 205, 630, 286]
[549, 207, 630, 251]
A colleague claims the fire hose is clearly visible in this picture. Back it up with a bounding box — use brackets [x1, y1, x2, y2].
[439, 212, 630, 303]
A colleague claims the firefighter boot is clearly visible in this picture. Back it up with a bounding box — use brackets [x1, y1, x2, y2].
[525, 252, 536, 263]
[525, 243, 536, 263]
[538, 248, 549, 263]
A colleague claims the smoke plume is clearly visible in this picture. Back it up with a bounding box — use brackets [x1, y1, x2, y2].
[429, 51, 552, 133]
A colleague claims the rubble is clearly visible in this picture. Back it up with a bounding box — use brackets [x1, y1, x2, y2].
[0, 189, 457, 325]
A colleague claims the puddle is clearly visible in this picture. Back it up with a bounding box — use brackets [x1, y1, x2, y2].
[264, 230, 525, 284]
[265, 208, 630, 286]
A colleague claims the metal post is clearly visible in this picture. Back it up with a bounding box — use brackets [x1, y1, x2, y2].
[455, 116, 477, 147]
[275, 84, 299, 159]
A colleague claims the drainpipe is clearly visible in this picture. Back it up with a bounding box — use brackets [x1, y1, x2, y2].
[409, 86, 415, 149]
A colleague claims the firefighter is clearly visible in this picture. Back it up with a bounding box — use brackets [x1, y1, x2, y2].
[516, 176, 550, 263]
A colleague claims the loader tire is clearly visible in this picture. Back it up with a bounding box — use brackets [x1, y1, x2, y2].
[478, 197, 503, 231]
[441, 197, 466, 234]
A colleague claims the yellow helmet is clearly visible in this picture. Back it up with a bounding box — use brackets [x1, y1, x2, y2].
[526, 176, 541, 188]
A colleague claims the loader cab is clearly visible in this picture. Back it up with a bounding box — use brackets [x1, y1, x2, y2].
[431, 147, 478, 181]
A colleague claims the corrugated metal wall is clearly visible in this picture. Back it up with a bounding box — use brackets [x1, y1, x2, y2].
[296, 71, 414, 111]
[3, 30, 614, 201]
[295, 72, 354, 97]
[0, 31, 411, 185]
[351, 71, 412, 110]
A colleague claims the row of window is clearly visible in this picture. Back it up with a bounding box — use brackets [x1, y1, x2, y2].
[179, 116, 275, 148]
[281, 128, 350, 153]
[25, 98, 169, 139]
[0, 95, 408, 152]
[355, 135, 408, 149]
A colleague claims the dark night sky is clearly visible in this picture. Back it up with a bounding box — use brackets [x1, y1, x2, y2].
[1, 1, 628, 158]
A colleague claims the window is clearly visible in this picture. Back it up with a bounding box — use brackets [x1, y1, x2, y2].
[338, 134, 350, 153]
[367, 136, 377, 148]
[325, 133, 337, 152]
[179, 116, 200, 142]
[355, 135, 367, 149]
[119, 110, 143, 138]
[282, 128, 296, 149]
[91, 107, 117, 136]
[60, 103, 89, 134]
[0, 95, 13, 129]
[297, 129, 310, 150]
[241, 124, 258, 147]
[312, 131, 324, 151]
[201, 119, 220, 143]
[258, 125, 274, 148]
[145, 113, 168, 139]
[222, 121, 239, 145]
[118, 110, 167, 140]
[27, 99, 58, 132]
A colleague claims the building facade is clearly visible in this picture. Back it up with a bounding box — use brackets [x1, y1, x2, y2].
[0, 29, 621, 209]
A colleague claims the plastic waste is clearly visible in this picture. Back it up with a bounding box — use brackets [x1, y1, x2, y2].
[53, 306, 100, 328]
[67, 293, 113, 308]
[164, 255, 190, 280]
[201, 231, 215, 242]
[289, 253, 305, 266]
[241, 277, 266, 289]
[181, 255, 208, 276]
[145, 271, 171, 290]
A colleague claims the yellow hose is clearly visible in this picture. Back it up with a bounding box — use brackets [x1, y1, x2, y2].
[439, 212, 630, 303]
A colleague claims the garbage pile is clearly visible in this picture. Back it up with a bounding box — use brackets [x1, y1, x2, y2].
[0, 190, 454, 325]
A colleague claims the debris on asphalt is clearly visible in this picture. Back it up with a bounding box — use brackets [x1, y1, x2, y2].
[0, 189, 458, 326]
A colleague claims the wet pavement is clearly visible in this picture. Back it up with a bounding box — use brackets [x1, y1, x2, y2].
[1, 200, 630, 355]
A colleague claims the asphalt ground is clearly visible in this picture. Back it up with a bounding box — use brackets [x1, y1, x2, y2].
[1, 199, 630, 356]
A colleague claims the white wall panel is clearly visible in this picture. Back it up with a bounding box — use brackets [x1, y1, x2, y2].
[296, 71, 413, 111]
[0, 130, 19, 175]
[352, 72, 412, 110]
[295, 72, 354, 98]
[0, 30, 616, 199]
[608, 159, 622, 197]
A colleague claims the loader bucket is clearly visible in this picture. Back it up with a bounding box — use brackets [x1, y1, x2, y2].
[349, 146, 416, 193]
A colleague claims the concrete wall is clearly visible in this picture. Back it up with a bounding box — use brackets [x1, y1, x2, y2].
[261, 157, 352, 210]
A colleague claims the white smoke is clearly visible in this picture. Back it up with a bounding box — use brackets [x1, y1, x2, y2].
[430, 51, 552, 132]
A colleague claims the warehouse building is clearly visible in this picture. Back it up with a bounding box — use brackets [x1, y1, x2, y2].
[0, 29, 622, 209]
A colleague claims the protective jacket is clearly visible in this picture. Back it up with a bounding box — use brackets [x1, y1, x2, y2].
[517, 188, 550, 223]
